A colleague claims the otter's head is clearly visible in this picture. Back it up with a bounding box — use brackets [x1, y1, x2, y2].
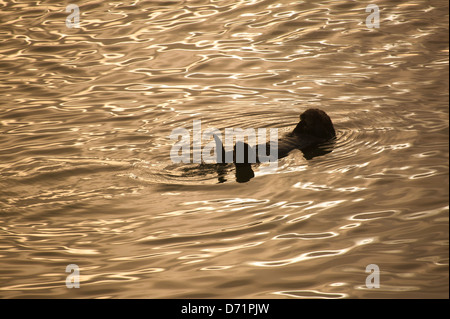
[292, 108, 336, 140]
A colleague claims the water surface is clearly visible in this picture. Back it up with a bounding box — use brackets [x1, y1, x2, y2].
[0, 0, 448, 298]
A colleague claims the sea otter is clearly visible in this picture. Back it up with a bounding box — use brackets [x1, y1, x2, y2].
[214, 108, 336, 182]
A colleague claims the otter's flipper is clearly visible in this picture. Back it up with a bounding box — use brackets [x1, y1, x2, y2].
[213, 134, 256, 182]
[213, 134, 226, 164]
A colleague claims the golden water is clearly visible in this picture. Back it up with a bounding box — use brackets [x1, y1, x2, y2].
[0, 0, 448, 298]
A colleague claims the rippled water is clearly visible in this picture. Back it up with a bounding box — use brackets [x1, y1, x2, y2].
[0, 0, 448, 298]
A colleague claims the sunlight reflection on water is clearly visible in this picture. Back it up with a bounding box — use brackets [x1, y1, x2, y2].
[0, 0, 448, 298]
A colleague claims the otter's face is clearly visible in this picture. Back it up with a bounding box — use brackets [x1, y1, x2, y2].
[294, 109, 336, 139]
